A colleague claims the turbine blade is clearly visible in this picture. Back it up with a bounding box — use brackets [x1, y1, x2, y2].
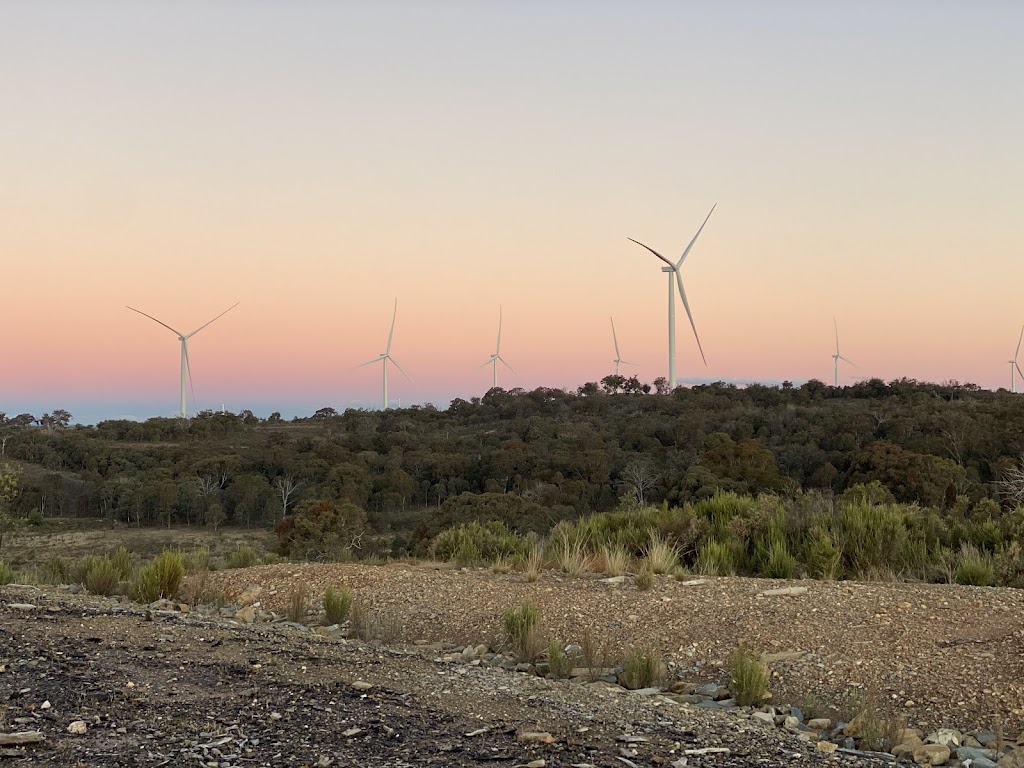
[676, 203, 716, 267]
[386, 299, 397, 354]
[355, 356, 385, 369]
[1015, 324, 1024, 360]
[675, 270, 706, 365]
[1016, 361, 1024, 379]
[185, 302, 239, 338]
[498, 356, 515, 374]
[480, 358, 493, 368]
[126, 306, 182, 336]
[611, 316, 621, 358]
[627, 238, 676, 270]
[183, 342, 197, 414]
[834, 316, 840, 355]
[839, 355, 857, 367]
[388, 356, 412, 382]
[496, 306, 503, 354]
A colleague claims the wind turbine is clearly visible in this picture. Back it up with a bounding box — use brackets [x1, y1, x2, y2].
[610, 316, 636, 376]
[832, 317, 856, 387]
[481, 306, 514, 389]
[629, 205, 714, 390]
[357, 299, 409, 410]
[126, 303, 238, 418]
[1008, 324, 1024, 393]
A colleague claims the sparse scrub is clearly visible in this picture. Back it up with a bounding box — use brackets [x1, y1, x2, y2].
[634, 565, 654, 591]
[523, 544, 543, 582]
[40, 557, 70, 585]
[111, 546, 134, 580]
[134, 550, 186, 602]
[504, 602, 543, 661]
[179, 572, 226, 608]
[322, 586, 353, 625]
[643, 534, 679, 574]
[580, 630, 612, 682]
[549, 524, 592, 576]
[349, 599, 401, 643]
[0, 560, 13, 585]
[182, 546, 211, 573]
[620, 646, 660, 690]
[597, 544, 630, 576]
[729, 646, 770, 706]
[547, 639, 574, 679]
[84, 555, 121, 596]
[430, 521, 532, 567]
[286, 583, 309, 623]
[954, 543, 994, 586]
[846, 689, 900, 752]
[491, 555, 512, 574]
[225, 546, 260, 569]
[695, 539, 736, 576]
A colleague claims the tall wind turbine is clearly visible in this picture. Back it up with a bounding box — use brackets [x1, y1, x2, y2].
[610, 316, 636, 376]
[482, 306, 514, 389]
[357, 299, 409, 410]
[629, 205, 714, 390]
[1008, 324, 1024, 393]
[832, 317, 856, 387]
[127, 303, 238, 418]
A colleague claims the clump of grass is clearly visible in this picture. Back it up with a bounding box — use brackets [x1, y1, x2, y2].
[695, 539, 735, 576]
[580, 629, 612, 682]
[348, 599, 400, 643]
[760, 538, 797, 579]
[182, 546, 210, 574]
[523, 543, 544, 583]
[40, 557, 69, 585]
[598, 544, 630, 576]
[644, 535, 679, 574]
[845, 689, 900, 752]
[504, 602, 543, 661]
[954, 543, 994, 586]
[547, 639, 574, 679]
[620, 646, 660, 690]
[134, 550, 186, 602]
[179, 572, 226, 608]
[84, 555, 121, 596]
[322, 586, 353, 625]
[491, 555, 512, 574]
[111, 546, 135, 580]
[552, 530, 592, 577]
[286, 583, 309, 623]
[634, 565, 654, 591]
[728, 646, 770, 706]
[0, 561, 14, 586]
[225, 546, 260, 569]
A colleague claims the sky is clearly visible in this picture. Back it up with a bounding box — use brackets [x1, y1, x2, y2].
[2, 1, 1024, 423]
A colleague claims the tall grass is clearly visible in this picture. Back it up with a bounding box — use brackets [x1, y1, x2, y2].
[729, 646, 770, 706]
[134, 550, 186, 602]
[504, 602, 543, 661]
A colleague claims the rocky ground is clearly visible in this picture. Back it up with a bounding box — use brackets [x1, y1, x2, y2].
[2, 564, 1024, 767]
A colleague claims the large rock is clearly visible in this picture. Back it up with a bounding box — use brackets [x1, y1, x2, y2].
[234, 605, 256, 624]
[912, 744, 950, 766]
[236, 585, 263, 606]
[997, 750, 1024, 768]
[927, 728, 962, 748]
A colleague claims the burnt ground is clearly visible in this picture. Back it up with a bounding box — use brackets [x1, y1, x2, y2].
[0, 586, 878, 768]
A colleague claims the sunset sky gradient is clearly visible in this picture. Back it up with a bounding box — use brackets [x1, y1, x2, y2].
[3, 1, 1024, 422]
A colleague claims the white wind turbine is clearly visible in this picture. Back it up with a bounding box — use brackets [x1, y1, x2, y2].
[127, 303, 239, 418]
[610, 316, 637, 376]
[629, 205, 715, 390]
[357, 299, 409, 410]
[832, 317, 856, 387]
[1008, 324, 1024, 393]
[482, 306, 514, 389]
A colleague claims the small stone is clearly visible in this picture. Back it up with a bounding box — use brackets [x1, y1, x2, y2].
[351, 681, 373, 691]
[517, 730, 555, 744]
[759, 587, 808, 596]
[912, 744, 950, 766]
[807, 718, 831, 731]
[342, 727, 363, 737]
[269, 712, 282, 721]
[816, 741, 837, 754]
[927, 728, 962, 748]
[40, 701, 51, 710]
[6, 603, 37, 611]
[68, 720, 88, 735]
[751, 712, 774, 726]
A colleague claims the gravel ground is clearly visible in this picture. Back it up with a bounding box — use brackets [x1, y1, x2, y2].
[203, 563, 1024, 736]
[0, 585, 872, 767]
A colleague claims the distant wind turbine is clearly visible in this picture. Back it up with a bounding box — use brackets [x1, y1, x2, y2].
[127, 303, 239, 418]
[832, 317, 856, 387]
[1008, 324, 1024, 393]
[481, 306, 514, 389]
[610, 316, 636, 376]
[356, 299, 409, 410]
[629, 205, 715, 390]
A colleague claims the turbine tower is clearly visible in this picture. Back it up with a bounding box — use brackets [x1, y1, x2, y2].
[610, 316, 636, 376]
[1008, 324, 1024, 393]
[482, 306, 514, 389]
[357, 299, 409, 410]
[127, 303, 239, 418]
[832, 317, 856, 387]
[629, 205, 714, 390]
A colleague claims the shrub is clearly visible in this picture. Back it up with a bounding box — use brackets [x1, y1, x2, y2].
[597, 544, 630, 576]
[548, 523, 592, 576]
[634, 566, 654, 591]
[845, 689, 899, 752]
[134, 550, 186, 602]
[838, 502, 908, 576]
[0, 561, 13, 586]
[431, 521, 532, 567]
[620, 646, 660, 690]
[803, 528, 842, 580]
[760, 537, 797, 579]
[322, 586, 353, 625]
[491, 555, 512, 574]
[349, 600, 401, 643]
[84, 556, 120, 596]
[504, 602, 543, 661]
[182, 546, 210, 573]
[225, 546, 260, 569]
[729, 647, 770, 706]
[40, 557, 69, 585]
[580, 629, 612, 682]
[523, 544, 543, 582]
[695, 539, 736, 576]
[547, 639, 574, 679]
[278, 499, 367, 561]
[954, 544, 994, 586]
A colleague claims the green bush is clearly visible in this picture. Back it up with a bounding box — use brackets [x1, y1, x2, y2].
[111, 546, 135, 580]
[954, 544, 994, 586]
[547, 639, 574, 679]
[0, 560, 13, 585]
[695, 539, 736, 576]
[322, 586, 353, 625]
[504, 602, 542, 661]
[225, 546, 260, 569]
[838, 502, 908, 576]
[84, 556, 121, 596]
[729, 646, 770, 706]
[759, 537, 797, 579]
[135, 550, 186, 602]
[182, 546, 210, 573]
[431, 521, 532, 566]
[803, 529, 842, 580]
[634, 567, 654, 591]
[620, 646, 660, 690]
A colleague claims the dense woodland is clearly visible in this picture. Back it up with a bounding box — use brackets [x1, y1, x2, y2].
[1, 378, 1024, 557]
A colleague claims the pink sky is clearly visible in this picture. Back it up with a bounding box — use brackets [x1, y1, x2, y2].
[2, 2, 1023, 420]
